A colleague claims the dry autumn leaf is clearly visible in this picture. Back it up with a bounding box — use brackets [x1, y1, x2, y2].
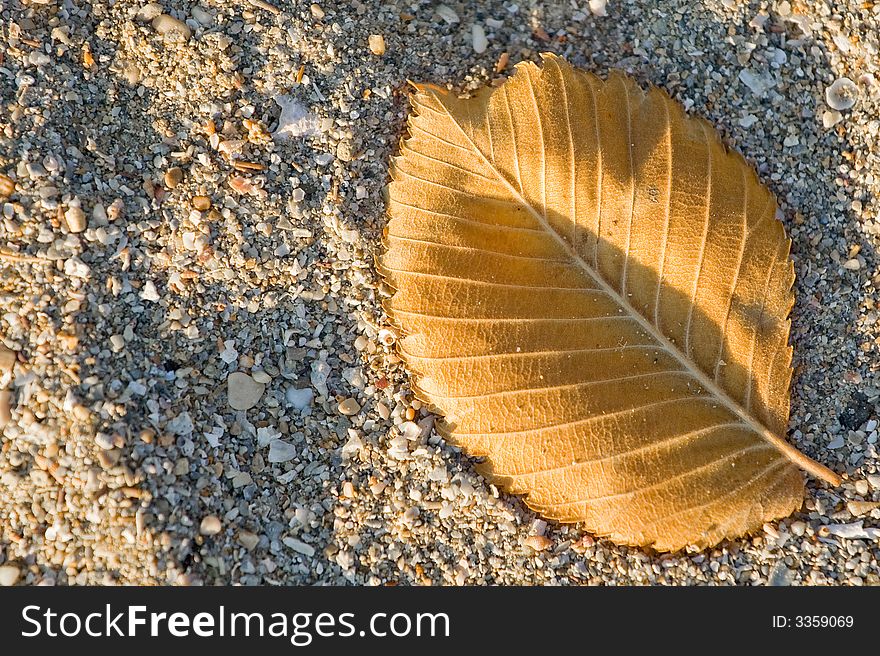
[379, 54, 841, 552]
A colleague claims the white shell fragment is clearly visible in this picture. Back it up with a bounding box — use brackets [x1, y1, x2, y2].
[825, 77, 859, 111]
[268, 439, 296, 463]
[272, 96, 322, 140]
[589, 0, 608, 17]
[823, 521, 880, 540]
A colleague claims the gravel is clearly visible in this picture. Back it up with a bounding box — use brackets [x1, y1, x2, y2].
[1, 0, 879, 586]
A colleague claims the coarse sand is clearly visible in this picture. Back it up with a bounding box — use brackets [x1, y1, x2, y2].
[1, 0, 879, 585]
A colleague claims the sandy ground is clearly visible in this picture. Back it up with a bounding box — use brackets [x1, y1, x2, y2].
[1, 0, 879, 586]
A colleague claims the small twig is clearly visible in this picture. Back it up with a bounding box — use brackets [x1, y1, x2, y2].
[0, 249, 50, 264]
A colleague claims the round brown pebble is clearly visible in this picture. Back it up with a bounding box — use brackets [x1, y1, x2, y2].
[191, 195, 211, 210]
[164, 167, 184, 188]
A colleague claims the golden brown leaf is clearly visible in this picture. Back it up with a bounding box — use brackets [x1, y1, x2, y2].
[379, 54, 840, 552]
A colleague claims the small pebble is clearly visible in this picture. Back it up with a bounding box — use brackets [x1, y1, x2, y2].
[368, 34, 386, 56]
[0, 346, 16, 373]
[436, 4, 459, 24]
[471, 24, 488, 54]
[268, 439, 296, 463]
[64, 205, 87, 233]
[822, 110, 843, 128]
[164, 167, 184, 188]
[251, 370, 272, 384]
[199, 515, 222, 536]
[140, 280, 161, 302]
[238, 531, 260, 550]
[0, 565, 21, 586]
[191, 195, 212, 210]
[338, 398, 361, 415]
[589, 0, 608, 16]
[152, 14, 192, 39]
[227, 372, 265, 410]
[137, 3, 163, 21]
[847, 500, 880, 516]
[0, 390, 13, 429]
[523, 535, 552, 551]
[283, 537, 316, 558]
[286, 387, 314, 411]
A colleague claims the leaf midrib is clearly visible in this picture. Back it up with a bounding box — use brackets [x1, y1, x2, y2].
[423, 82, 840, 486]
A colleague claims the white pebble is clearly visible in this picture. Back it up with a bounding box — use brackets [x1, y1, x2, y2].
[64, 206, 87, 233]
[436, 4, 459, 24]
[219, 340, 238, 364]
[341, 431, 363, 458]
[471, 24, 488, 54]
[588, 0, 608, 17]
[152, 14, 192, 39]
[0, 565, 20, 586]
[399, 421, 421, 439]
[63, 257, 90, 279]
[738, 69, 769, 97]
[256, 426, 282, 447]
[181, 231, 198, 251]
[282, 537, 315, 557]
